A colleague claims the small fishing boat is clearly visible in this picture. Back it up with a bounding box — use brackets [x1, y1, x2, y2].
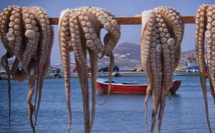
[174, 57, 208, 77]
[173, 69, 200, 76]
[96, 79, 182, 94]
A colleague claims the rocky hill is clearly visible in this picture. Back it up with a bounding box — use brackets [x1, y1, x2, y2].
[98, 42, 197, 70]
[98, 42, 142, 70]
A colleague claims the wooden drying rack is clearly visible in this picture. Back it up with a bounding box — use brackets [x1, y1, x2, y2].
[49, 16, 195, 25]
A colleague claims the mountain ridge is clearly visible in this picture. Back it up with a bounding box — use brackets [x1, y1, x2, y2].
[98, 42, 196, 70]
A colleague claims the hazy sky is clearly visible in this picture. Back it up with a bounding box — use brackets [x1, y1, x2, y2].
[0, 0, 214, 64]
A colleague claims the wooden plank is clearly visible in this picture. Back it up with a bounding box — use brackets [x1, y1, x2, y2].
[49, 18, 59, 25]
[49, 16, 195, 25]
[115, 17, 141, 25]
[181, 16, 195, 24]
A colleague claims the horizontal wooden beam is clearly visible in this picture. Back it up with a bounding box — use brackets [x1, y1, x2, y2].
[49, 16, 195, 25]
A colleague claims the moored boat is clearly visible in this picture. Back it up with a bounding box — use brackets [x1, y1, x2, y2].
[173, 69, 199, 76]
[174, 57, 207, 76]
[96, 79, 182, 94]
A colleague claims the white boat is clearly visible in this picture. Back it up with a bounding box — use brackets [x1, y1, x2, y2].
[174, 57, 201, 76]
[173, 69, 199, 76]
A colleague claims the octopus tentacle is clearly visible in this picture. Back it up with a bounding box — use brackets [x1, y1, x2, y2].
[90, 8, 120, 106]
[80, 7, 119, 129]
[7, 6, 29, 82]
[7, 6, 24, 60]
[78, 8, 99, 129]
[195, 4, 212, 133]
[154, 10, 176, 130]
[58, 9, 73, 132]
[153, 12, 168, 131]
[87, 7, 120, 57]
[80, 8, 103, 53]
[68, 10, 91, 129]
[205, 5, 215, 132]
[59, 7, 120, 133]
[101, 10, 120, 104]
[73, 10, 91, 133]
[141, 10, 161, 132]
[29, 6, 54, 126]
[0, 6, 19, 129]
[20, 8, 40, 131]
[88, 50, 98, 129]
[86, 8, 115, 105]
[0, 5, 53, 132]
[96, 52, 115, 107]
[101, 9, 120, 102]
[0, 6, 16, 55]
[149, 16, 163, 133]
[206, 5, 215, 99]
[155, 11, 172, 95]
[141, 10, 154, 129]
[7, 6, 28, 81]
[155, 7, 184, 69]
[7, 7, 17, 54]
[40, 25, 54, 87]
[101, 14, 120, 57]
[27, 56, 38, 133]
[21, 7, 40, 73]
[156, 8, 184, 131]
[75, 58, 90, 133]
[36, 26, 54, 117]
[155, 7, 183, 73]
[84, 7, 120, 100]
[70, 11, 87, 66]
[141, 7, 184, 133]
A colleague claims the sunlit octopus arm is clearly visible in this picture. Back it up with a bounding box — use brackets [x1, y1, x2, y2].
[195, 4, 212, 133]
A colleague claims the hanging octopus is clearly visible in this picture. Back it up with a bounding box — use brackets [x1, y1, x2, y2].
[58, 6, 120, 133]
[0, 5, 54, 133]
[140, 7, 184, 132]
[195, 4, 215, 133]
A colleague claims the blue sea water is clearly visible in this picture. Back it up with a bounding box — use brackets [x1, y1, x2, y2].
[0, 76, 215, 133]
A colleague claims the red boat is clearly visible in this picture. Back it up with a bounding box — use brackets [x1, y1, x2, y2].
[96, 79, 182, 94]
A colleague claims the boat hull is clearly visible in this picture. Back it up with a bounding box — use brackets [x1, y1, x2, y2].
[173, 70, 199, 76]
[96, 80, 181, 94]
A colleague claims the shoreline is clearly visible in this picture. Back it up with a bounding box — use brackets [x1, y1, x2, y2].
[0, 70, 201, 80]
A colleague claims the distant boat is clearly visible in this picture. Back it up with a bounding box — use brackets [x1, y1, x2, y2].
[0, 70, 8, 80]
[173, 69, 200, 76]
[96, 79, 181, 94]
[184, 57, 199, 70]
[72, 65, 91, 72]
[174, 57, 207, 76]
[129, 68, 143, 72]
